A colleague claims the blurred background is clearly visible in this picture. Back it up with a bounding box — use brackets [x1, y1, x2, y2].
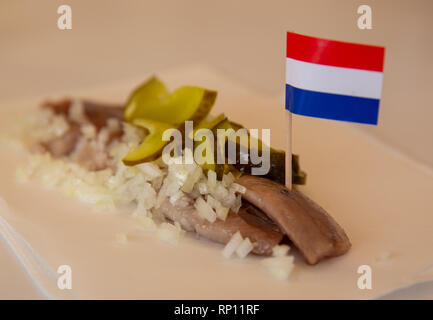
[1, 0, 432, 169]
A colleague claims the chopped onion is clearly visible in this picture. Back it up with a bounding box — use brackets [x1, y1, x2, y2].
[222, 231, 243, 259]
[136, 162, 163, 181]
[261, 256, 295, 281]
[107, 118, 121, 132]
[216, 206, 229, 221]
[169, 190, 185, 205]
[81, 124, 96, 139]
[236, 237, 254, 258]
[206, 194, 219, 209]
[230, 183, 246, 194]
[136, 216, 157, 232]
[207, 194, 229, 221]
[222, 172, 235, 187]
[156, 222, 183, 245]
[197, 182, 208, 195]
[68, 100, 87, 124]
[170, 164, 189, 184]
[181, 165, 202, 193]
[207, 170, 217, 189]
[272, 244, 290, 257]
[268, 266, 293, 281]
[211, 184, 230, 204]
[194, 197, 216, 223]
[231, 194, 242, 213]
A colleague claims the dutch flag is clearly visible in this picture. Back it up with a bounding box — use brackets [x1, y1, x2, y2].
[285, 32, 385, 125]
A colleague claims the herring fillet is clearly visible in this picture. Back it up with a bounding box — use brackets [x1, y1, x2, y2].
[37, 99, 350, 262]
[159, 199, 283, 255]
[237, 175, 351, 264]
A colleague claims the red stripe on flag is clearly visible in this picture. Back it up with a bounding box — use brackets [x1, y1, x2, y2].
[286, 32, 385, 72]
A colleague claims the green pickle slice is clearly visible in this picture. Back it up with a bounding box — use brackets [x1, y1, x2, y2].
[124, 77, 217, 125]
[211, 120, 306, 185]
[122, 77, 217, 164]
[121, 77, 306, 184]
[122, 118, 175, 165]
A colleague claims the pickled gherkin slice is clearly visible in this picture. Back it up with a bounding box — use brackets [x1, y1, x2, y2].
[121, 77, 306, 184]
[292, 154, 307, 185]
[124, 77, 167, 122]
[124, 77, 217, 125]
[211, 120, 306, 185]
[122, 77, 217, 164]
[189, 113, 227, 139]
[122, 118, 175, 165]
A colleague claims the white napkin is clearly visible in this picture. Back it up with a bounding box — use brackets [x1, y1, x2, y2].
[0, 202, 74, 299]
[1, 64, 432, 299]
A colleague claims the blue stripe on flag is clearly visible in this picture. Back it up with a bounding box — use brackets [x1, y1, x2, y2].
[285, 84, 379, 125]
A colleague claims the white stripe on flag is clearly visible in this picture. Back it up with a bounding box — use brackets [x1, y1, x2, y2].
[286, 57, 383, 99]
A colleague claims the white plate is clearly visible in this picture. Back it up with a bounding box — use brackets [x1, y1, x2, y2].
[1, 64, 432, 299]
